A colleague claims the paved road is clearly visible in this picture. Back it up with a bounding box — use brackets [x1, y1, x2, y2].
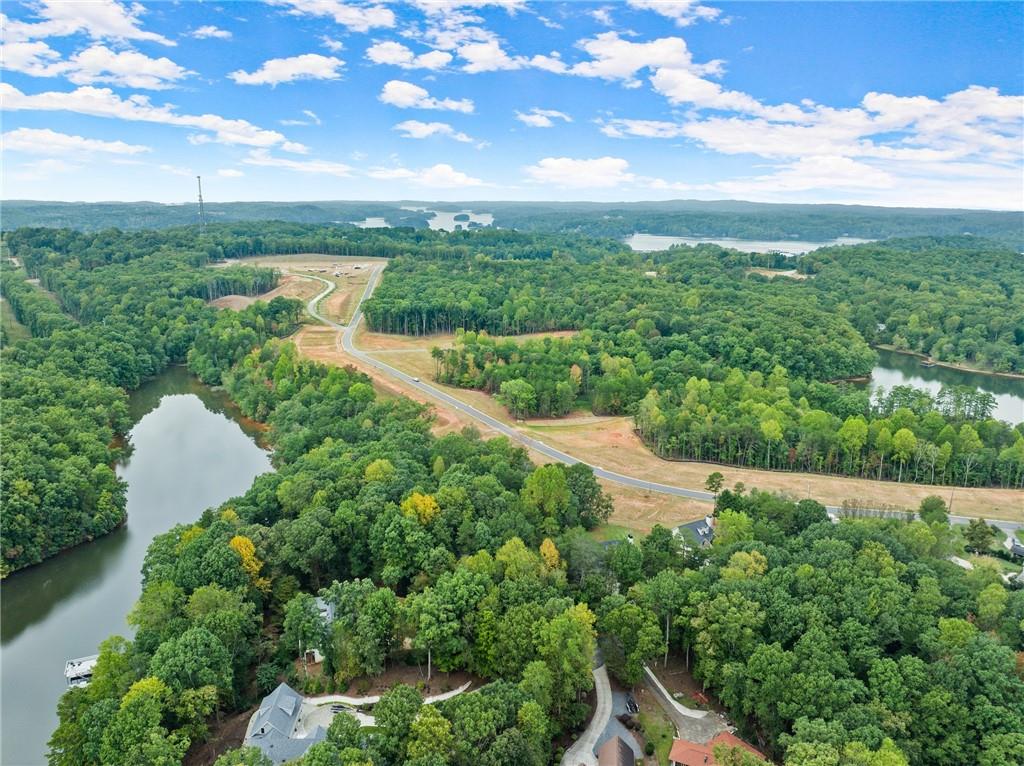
[303, 266, 1022, 536]
[560, 664, 611, 766]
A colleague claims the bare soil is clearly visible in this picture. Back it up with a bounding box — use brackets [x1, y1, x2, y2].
[182, 708, 253, 766]
[210, 274, 321, 309]
[745, 267, 809, 280]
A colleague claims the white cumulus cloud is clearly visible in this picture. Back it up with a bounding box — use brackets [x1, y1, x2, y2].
[378, 80, 474, 112]
[217, 168, 245, 177]
[626, 0, 722, 27]
[266, 0, 394, 32]
[0, 83, 305, 151]
[366, 41, 452, 70]
[191, 25, 232, 40]
[570, 31, 721, 87]
[2, 0, 174, 46]
[393, 120, 473, 142]
[230, 54, 345, 86]
[524, 156, 636, 188]
[515, 108, 572, 128]
[3, 127, 150, 156]
[368, 162, 484, 187]
[1, 42, 192, 89]
[243, 148, 353, 176]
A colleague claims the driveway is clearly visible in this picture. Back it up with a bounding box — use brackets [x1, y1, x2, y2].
[561, 665, 612, 766]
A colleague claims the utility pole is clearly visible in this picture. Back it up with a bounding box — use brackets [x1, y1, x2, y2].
[196, 175, 207, 231]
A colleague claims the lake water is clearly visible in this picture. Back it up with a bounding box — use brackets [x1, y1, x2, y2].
[400, 206, 495, 231]
[351, 217, 389, 228]
[624, 234, 874, 253]
[867, 348, 1024, 424]
[0, 367, 272, 766]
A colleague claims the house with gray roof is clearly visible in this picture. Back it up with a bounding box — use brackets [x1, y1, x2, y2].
[244, 682, 325, 764]
[675, 515, 715, 549]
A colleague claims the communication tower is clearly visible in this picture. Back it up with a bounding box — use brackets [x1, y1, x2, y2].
[197, 175, 207, 230]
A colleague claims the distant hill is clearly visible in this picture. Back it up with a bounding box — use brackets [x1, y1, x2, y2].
[2, 199, 1021, 247]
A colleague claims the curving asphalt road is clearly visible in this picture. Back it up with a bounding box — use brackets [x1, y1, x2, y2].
[302, 266, 1022, 537]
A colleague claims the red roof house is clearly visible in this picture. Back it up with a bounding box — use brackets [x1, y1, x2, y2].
[669, 731, 767, 766]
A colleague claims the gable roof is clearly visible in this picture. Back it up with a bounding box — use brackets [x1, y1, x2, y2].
[598, 735, 635, 766]
[676, 516, 715, 547]
[669, 731, 767, 766]
[248, 682, 303, 740]
[250, 726, 326, 765]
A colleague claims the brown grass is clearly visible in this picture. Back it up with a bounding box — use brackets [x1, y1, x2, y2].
[319, 269, 371, 324]
[745, 267, 809, 280]
[357, 324, 579, 352]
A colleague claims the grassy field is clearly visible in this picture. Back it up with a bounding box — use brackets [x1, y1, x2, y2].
[1, 297, 31, 344]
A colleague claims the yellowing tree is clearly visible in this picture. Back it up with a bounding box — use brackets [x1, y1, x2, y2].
[229, 535, 271, 593]
[364, 458, 396, 483]
[401, 492, 441, 524]
[540, 538, 562, 571]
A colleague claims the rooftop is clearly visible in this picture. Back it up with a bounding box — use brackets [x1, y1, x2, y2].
[669, 731, 767, 766]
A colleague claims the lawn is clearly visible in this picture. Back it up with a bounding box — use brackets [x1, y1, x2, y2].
[587, 523, 634, 543]
[637, 700, 676, 766]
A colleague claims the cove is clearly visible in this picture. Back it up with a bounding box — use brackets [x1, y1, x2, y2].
[865, 347, 1024, 425]
[0, 366, 272, 766]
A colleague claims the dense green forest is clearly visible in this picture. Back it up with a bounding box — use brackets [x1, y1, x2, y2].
[799, 237, 1024, 373]
[0, 231, 293, 575]
[0, 223, 1019, 766]
[366, 239, 1024, 487]
[485, 201, 1024, 247]
[5, 200, 1021, 248]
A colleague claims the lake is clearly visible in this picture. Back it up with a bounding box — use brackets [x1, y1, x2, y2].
[400, 206, 495, 231]
[624, 234, 873, 253]
[0, 367, 272, 766]
[351, 216, 389, 228]
[867, 348, 1024, 424]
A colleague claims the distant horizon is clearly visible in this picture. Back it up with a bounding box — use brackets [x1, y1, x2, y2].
[5, 198, 1023, 214]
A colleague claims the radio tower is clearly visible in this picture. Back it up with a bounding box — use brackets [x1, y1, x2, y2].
[196, 175, 207, 230]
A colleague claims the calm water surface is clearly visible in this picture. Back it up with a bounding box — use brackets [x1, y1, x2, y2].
[867, 348, 1024, 424]
[1, 367, 271, 766]
[400, 206, 494, 231]
[624, 233, 873, 253]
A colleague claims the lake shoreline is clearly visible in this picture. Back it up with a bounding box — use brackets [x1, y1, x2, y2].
[873, 344, 1024, 381]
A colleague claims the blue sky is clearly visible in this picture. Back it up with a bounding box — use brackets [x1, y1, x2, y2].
[2, 1, 1022, 208]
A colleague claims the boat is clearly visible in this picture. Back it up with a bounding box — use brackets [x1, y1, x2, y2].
[920, 359, 937, 368]
[64, 654, 99, 687]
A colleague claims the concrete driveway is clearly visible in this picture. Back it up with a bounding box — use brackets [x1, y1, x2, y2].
[561, 664, 612, 766]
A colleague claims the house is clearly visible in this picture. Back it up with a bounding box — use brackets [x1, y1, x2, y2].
[1004, 536, 1024, 559]
[244, 683, 326, 764]
[669, 731, 767, 766]
[597, 735, 636, 766]
[309, 597, 335, 663]
[675, 516, 715, 549]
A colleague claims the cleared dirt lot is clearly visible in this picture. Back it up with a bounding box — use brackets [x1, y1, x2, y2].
[210, 273, 322, 309]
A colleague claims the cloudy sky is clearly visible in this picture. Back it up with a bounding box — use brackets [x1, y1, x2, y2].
[2, 0, 1022, 208]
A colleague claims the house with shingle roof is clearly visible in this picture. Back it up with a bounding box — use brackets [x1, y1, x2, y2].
[675, 516, 715, 549]
[244, 682, 326, 764]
